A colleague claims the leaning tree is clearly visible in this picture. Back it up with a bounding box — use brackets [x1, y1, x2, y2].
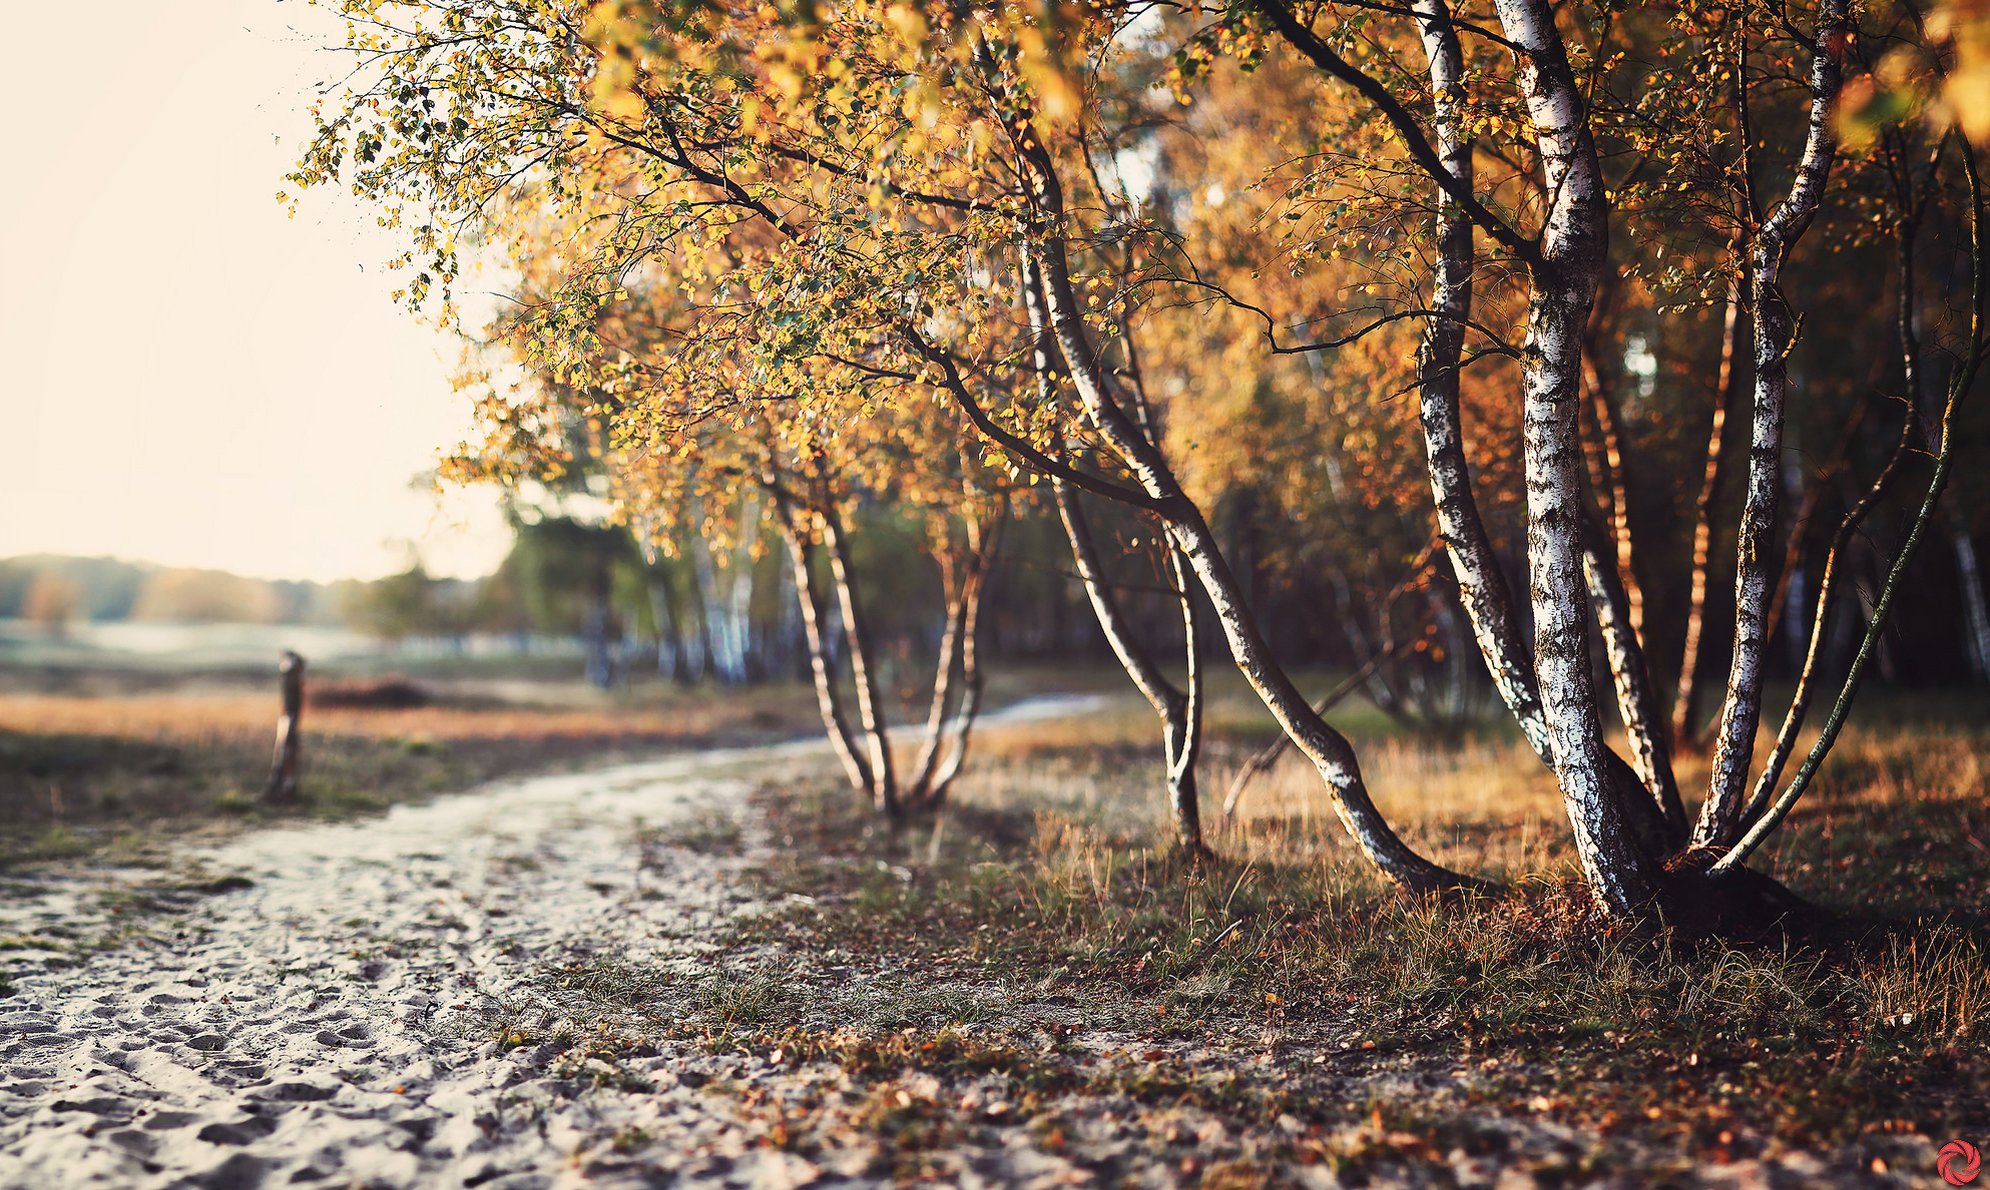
[289, 0, 1983, 923]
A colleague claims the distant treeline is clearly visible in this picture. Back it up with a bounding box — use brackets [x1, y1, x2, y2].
[10, 480, 1987, 704]
[0, 556, 364, 628]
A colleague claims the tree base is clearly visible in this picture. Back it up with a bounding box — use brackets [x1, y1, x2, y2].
[1164, 839, 1219, 876]
[1655, 850, 1819, 942]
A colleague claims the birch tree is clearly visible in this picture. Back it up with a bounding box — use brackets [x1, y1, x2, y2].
[288, 0, 1985, 923]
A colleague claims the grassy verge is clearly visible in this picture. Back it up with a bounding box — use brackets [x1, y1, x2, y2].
[0, 676, 824, 866]
[511, 694, 1987, 1184]
[0, 662, 1101, 867]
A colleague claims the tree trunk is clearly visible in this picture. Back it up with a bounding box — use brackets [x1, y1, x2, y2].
[1672, 280, 1748, 748]
[1717, 145, 1984, 870]
[1698, 0, 1850, 847]
[1739, 405, 1914, 830]
[1026, 240, 1472, 891]
[1953, 520, 1990, 683]
[1581, 514, 1687, 837]
[687, 502, 741, 686]
[1409, 0, 1556, 765]
[905, 509, 1004, 809]
[1742, 187, 1947, 826]
[1054, 478, 1206, 855]
[769, 483, 874, 802]
[904, 549, 971, 803]
[919, 513, 1000, 806]
[1404, 0, 1674, 860]
[819, 504, 898, 817]
[727, 495, 760, 681]
[968, 46, 1480, 893]
[1493, 0, 1661, 915]
[1165, 543, 1208, 858]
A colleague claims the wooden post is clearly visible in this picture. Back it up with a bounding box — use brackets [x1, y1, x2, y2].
[264, 650, 305, 803]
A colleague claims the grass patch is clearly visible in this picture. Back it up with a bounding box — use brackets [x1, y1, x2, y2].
[706, 694, 1988, 1180]
[0, 677, 829, 866]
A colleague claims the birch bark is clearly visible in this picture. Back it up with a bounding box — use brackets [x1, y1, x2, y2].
[993, 111, 1475, 890]
[1699, 0, 1851, 846]
[769, 483, 874, 801]
[1491, 0, 1659, 912]
[1410, 0, 1555, 767]
[820, 504, 898, 816]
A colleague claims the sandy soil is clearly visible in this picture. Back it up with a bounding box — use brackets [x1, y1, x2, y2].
[0, 735, 834, 1190]
[0, 695, 1948, 1189]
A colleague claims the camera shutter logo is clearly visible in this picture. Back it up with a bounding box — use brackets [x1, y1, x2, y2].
[1940, 1139, 1981, 1186]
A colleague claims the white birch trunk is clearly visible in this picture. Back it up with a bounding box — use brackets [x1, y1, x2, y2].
[1699, 0, 1851, 846]
[1411, 0, 1556, 766]
[821, 505, 898, 816]
[769, 486, 873, 801]
[1014, 238, 1470, 890]
[1493, 0, 1659, 913]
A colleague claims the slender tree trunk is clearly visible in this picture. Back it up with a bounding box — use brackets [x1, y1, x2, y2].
[727, 495, 760, 681]
[1699, 0, 1851, 847]
[1572, 333, 1684, 834]
[1054, 480, 1206, 855]
[904, 509, 1003, 808]
[1581, 514, 1687, 836]
[1166, 545, 1207, 856]
[263, 650, 305, 803]
[769, 483, 873, 802]
[1672, 283, 1747, 748]
[1019, 217, 1211, 854]
[820, 504, 897, 817]
[1400, 0, 1673, 859]
[1027, 243, 1461, 884]
[1778, 450, 1809, 670]
[1033, 255, 1470, 889]
[921, 513, 1001, 805]
[1742, 185, 1942, 826]
[673, 540, 709, 685]
[1493, 0, 1661, 914]
[1738, 405, 1914, 829]
[1953, 520, 1990, 682]
[688, 501, 741, 686]
[774, 546, 807, 683]
[1717, 146, 1986, 871]
[1410, 0, 1555, 766]
[904, 548, 971, 803]
[966, 48, 1479, 892]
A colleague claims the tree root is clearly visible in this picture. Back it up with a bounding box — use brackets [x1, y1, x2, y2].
[1654, 849, 1821, 942]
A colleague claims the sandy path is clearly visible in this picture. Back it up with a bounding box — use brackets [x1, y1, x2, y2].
[0, 735, 832, 1190]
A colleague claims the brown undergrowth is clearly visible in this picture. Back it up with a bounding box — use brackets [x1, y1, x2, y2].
[661, 698, 1989, 1184]
[0, 679, 820, 865]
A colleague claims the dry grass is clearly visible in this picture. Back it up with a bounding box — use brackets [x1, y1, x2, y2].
[0, 679, 823, 864]
[713, 684, 1989, 1180]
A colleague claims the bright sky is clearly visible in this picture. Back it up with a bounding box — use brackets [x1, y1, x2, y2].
[0, 0, 511, 583]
